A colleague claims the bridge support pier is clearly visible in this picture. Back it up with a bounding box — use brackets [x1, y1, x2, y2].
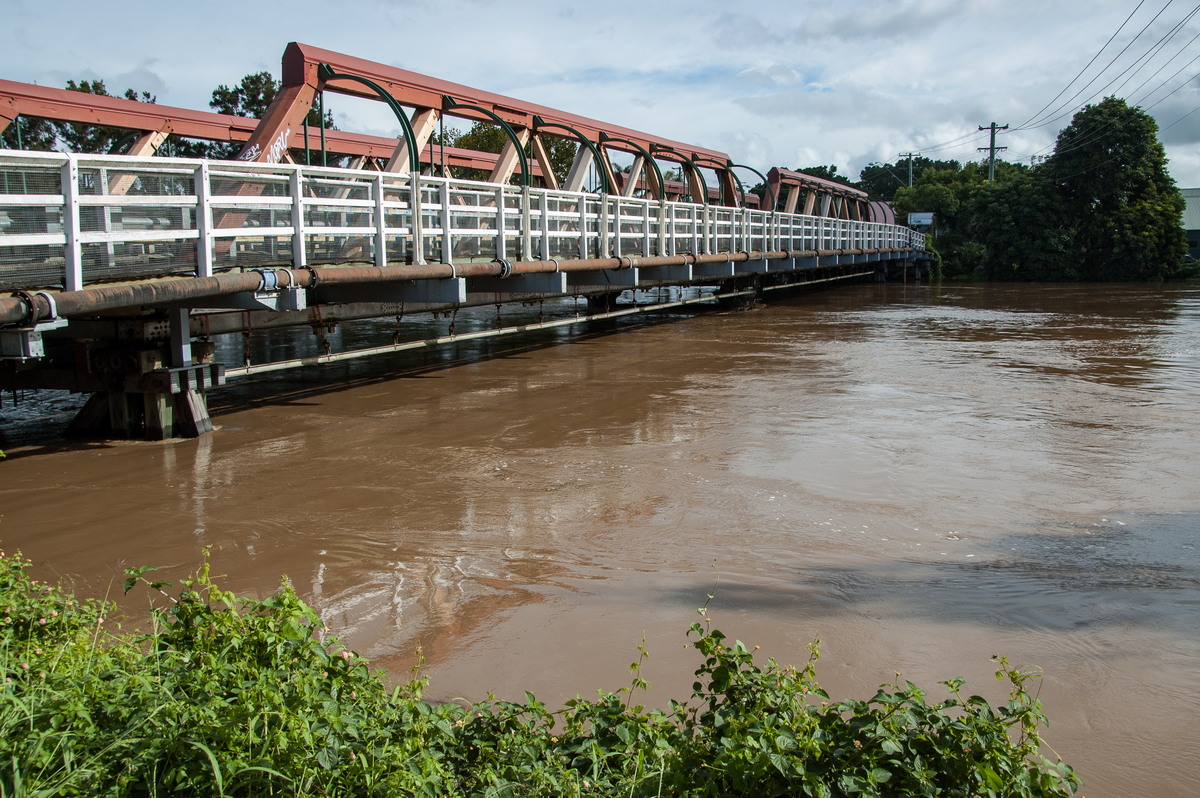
[21, 309, 228, 441]
[64, 358, 224, 441]
[585, 291, 622, 312]
[67, 372, 221, 440]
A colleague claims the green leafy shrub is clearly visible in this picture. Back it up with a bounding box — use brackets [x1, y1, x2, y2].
[1, 548, 1078, 796]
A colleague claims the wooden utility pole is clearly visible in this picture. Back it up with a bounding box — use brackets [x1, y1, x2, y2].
[978, 123, 1009, 182]
[899, 152, 919, 186]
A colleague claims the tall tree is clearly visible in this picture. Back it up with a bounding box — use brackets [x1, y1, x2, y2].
[3, 80, 157, 154]
[893, 162, 1004, 279]
[57, 80, 156, 154]
[967, 168, 1072, 280]
[439, 121, 576, 186]
[858, 157, 961, 201]
[0, 115, 56, 151]
[210, 71, 281, 120]
[1046, 97, 1186, 280]
[793, 164, 852, 185]
[208, 71, 335, 161]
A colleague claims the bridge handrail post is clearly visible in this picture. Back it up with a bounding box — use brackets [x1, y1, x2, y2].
[61, 156, 83, 291]
[521, 184, 532, 261]
[196, 161, 214, 277]
[643, 199, 651, 256]
[613, 197, 622, 258]
[703, 203, 712, 255]
[409, 171, 425, 265]
[289, 168, 307, 269]
[599, 196, 610, 259]
[372, 172, 387, 268]
[662, 202, 670, 256]
[578, 196, 589, 259]
[539, 188, 551, 262]
[440, 180, 453, 265]
[495, 185, 507, 261]
[665, 202, 675, 257]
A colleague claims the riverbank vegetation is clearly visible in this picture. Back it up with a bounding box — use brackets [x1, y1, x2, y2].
[1, 548, 1078, 796]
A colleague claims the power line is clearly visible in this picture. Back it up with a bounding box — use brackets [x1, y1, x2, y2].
[1158, 99, 1200, 130]
[1014, 0, 1149, 130]
[1016, 0, 1181, 131]
[1126, 30, 1200, 104]
[1109, 4, 1200, 98]
[1001, 3, 1200, 165]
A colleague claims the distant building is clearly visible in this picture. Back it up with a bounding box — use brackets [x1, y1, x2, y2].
[1182, 188, 1200, 260]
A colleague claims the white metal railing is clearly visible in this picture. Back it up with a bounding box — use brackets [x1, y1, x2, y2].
[0, 150, 925, 291]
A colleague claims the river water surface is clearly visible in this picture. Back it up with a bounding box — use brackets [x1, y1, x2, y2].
[2, 282, 1198, 796]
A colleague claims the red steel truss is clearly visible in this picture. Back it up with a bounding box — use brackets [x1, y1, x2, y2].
[1, 45, 891, 217]
[0, 79, 546, 178]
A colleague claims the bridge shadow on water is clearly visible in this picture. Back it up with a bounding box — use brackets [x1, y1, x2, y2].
[0, 305, 703, 459]
[206, 311, 695, 416]
[657, 513, 1200, 638]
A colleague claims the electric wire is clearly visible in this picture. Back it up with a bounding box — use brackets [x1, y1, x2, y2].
[1015, 0, 1180, 131]
[1159, 99, 1200, 130]
[1108, 4, 1200, 100]
[1046, 54, 1200, 159]
[1014, 0, 1149, 130]
[1127, 33, 1200, 104]
[997, 2, 1200, 167]
[911, 2, 1185, 165]
[882, 2, 1200, 173]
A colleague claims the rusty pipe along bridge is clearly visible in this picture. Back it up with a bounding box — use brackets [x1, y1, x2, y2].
[0, 43, 931, 440]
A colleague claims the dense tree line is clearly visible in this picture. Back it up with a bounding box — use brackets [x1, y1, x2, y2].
[872, 98, 1193, 281]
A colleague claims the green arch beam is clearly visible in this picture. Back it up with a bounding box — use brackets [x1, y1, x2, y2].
[599, 134, 664, 200]
[442, 97, 530, 188]
[532, 117, 611, 194]
[317, 64, 419, 172]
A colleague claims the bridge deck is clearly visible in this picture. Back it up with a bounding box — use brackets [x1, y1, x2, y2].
[0, 150, 922, 299]
[0, 149, 928, 439]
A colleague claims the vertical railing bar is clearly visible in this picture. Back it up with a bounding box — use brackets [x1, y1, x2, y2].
[600, 196, 610, 259]
[98, 166, 116, 269]
[374, 172, 387, 269]
[290, 167, 307, 269]
[664, 202, 670, 256]
[521, 185, 532, 261]
[579, 196, 589, 259]
[195, 161, 213, 277]
[539, 190, 551, 261]
[666, 203, 676, 256]
[441, 180, 453, 265]
[495, 185, 506, 261]
[410, 171, 425, 264]
[613, 198, 622, 258]
[62, 156, 83, 291]
[642, 199, 651, 257]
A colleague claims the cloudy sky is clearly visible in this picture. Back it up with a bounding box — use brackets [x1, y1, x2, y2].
[7, 0, 1200, 187]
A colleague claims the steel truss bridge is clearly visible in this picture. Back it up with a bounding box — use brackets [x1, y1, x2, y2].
[0, 43, 930, 440]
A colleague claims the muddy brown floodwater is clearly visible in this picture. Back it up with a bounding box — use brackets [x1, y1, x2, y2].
[2, 282, 1198, 796]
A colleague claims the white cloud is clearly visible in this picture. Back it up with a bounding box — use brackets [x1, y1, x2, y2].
[3, 0, 1200, 185]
